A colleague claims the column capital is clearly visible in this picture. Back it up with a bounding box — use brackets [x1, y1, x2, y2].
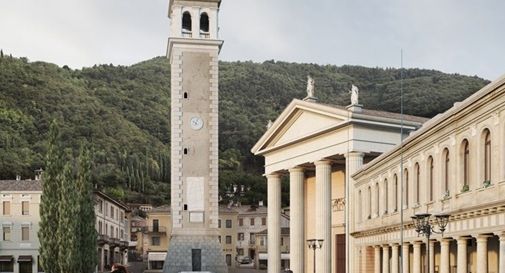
[314, 159, 332, 166]
[440, 238, 452, 244]
[288, 166, 304, 173]
[477, 234, 492, 242]
[374, 245, 382, 250]
[383, 244, 390, 248]
[390, 243, 400, 247]
[457, 236, 470, 242]
[345, 151, 365, 159]
[494, 231, 505, 240]
[266, 173, 281, 180]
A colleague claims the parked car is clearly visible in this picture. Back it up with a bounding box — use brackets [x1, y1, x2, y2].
[240, 256, 252, 264]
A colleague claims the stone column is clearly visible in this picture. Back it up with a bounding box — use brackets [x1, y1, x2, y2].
[346, 152, 365, 273]
[477, 235, 490, 273]
[440, 239, 451, 273]
[457, 237, 468, 273]
[383, 245, 390, 273]
[402, 243, 410, 273]
[289, 167, 305, 273]
[100, 247, 105, 272]
[498, 233, 505, 273]
[375, 246, 382, 273]
[413, 241, 422, 273]
[429, 240, 435, 273]
[267, 173, 281, 273]
[392, 244, 399, 273]
[315, 160, 332, 273]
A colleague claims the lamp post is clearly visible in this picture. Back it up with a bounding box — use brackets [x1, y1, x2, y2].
[307, 239, 323, 273]
[411, 213, 450, 273]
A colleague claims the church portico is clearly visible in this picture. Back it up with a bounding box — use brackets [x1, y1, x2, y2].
[253, 83, 425, 273]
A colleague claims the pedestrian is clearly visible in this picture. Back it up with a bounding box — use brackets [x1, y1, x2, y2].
[111, 264, 128, 273]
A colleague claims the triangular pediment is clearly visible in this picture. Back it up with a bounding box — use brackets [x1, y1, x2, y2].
[252, 99, 349, 155]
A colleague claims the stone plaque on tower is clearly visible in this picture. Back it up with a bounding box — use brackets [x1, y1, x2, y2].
[164, 0, 227, 272]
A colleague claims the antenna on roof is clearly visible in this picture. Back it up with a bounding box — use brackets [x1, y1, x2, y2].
[399, 49, 405, 273]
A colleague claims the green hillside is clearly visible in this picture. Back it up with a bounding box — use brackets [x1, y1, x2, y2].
[0, 54, 489, 205]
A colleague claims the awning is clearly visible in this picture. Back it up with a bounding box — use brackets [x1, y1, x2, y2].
[17, 255, 33, 262]
[258, 253, 290, 260]
[0, 255, 13, 262]
[148, 252, 167, 261]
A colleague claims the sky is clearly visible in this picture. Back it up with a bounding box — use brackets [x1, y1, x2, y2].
[0, 0, 504, 80]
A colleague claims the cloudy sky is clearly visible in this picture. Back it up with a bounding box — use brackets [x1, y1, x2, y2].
[1, 0, 503, 79]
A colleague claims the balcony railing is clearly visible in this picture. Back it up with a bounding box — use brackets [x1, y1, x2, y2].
[142, 226, 167, 233]
[97, 234, 110, 244]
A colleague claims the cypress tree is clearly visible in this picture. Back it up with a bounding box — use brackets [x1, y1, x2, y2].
[38, 121, 63, 273]
[57, 162, 80, 273]
[76, 147, 98, 273]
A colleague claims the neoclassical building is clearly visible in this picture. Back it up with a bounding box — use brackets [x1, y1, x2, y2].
[352, 74, 505, 273]
[251, 93, 426, 273]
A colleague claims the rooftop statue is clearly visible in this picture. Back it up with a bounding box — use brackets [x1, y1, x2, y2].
[350, 84, 359, 105]
[306, 75, 315, 98]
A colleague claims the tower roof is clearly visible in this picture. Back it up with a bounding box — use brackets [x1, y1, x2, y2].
[168, 0, 221, 18]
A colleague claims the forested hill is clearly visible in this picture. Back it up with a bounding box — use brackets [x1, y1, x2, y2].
[0, 54, 489, 205]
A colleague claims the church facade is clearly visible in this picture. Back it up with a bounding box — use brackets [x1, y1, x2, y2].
[251, 91, 426, 273]
[253, 73, 505, 273]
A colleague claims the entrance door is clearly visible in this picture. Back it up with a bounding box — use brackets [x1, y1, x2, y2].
[192, 249, 202, 271]
[19, 262, 32, 273]
[336, 234, 345, 273]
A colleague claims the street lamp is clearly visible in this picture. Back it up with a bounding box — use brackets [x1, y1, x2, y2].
[411, 213, 450, 273]
[307, 239, 323, 273]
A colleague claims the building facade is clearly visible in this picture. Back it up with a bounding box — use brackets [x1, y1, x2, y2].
[218, 206, 238, 267]
[256, 227, 291, 270]
[0, 179, 42, 273]
[352, 75, 505, 273]
[144, 205, 172, 272]
[94, 191, 130, 272]
[252, 96, 426, 273]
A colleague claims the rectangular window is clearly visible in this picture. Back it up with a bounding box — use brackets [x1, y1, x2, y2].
[218, 236, 221, 243]
[153, 219, 159, 232]
[238, 218, 243, 226]
[2, 227, 11, 241]
[225, 219, 232, 228]
[99, 200, 103, 213]
[120, 229, 124, 239]
[2, 201, 10, 215]
[105, 203, 108, 216]
[250, 233, 256, 244]
[110, 207, 114, 219]
[21, 226, 29, 241]
[0, 260, 14, 272]
[226, 254, 232, 266]
[261, 217, 266, 225]
[152, 236, 160, 246]
[250, 218, 255, 226]
[98, 221, 102, 234]
[105, 224, 108, 236]
[237, 248, 244, 256]
[218, 219, 221, 228]
[22, 201, 29, 215]
[238, 233, 244, 241]
[225, 236, 232, 244]
[281, 237, 284, 246]
[110, 226, 113, 237]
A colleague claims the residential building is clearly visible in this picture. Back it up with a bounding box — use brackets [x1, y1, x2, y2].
[95, 191, 130, 272]
[0, 178, 42, 273]
[235, 204, 289, 266]
[352, 75, 505, 273]
[218, 205, 239, 267]
[256, 227, 290, 270]
[252, 86, 426, 273]
[142, 205, 171, 272]
[128, 215, 146, 261]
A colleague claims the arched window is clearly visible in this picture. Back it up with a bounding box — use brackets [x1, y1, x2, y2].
[415, 163, 420, 204]
[200, 12, 210, 33]
[182, 12, 192, 32]
[462, 139, 470, 188]
[484, 129, 491, 182]
[443, 148, 450, 195]
[394, 174, 398, 212]
[428, 156, 434, 201]
[375, 182, 379, 216]
[403, 169, 409, 207]
[367, 186, 371, 219]
[384, 179, 388, 214]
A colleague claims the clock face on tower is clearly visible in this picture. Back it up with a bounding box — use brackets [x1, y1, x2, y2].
[190, 116, 204, 130]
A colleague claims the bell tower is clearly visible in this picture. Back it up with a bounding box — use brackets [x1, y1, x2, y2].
[164, 0, 227, 272]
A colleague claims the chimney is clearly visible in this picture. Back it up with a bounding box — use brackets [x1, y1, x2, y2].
[34, 168, 43, 180]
